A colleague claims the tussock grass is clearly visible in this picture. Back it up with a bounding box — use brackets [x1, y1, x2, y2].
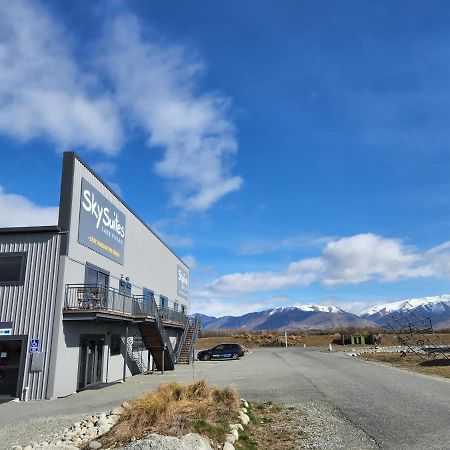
[100, 380, 240, 448]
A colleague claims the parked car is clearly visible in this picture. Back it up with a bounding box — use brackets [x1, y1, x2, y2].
[197, 343, 245, 361]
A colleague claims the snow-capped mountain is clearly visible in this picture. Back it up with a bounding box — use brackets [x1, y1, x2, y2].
[358, 295, 450, 328]
[198, 305, 375, 331]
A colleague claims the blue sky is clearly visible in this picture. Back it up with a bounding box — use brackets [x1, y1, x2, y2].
[2, 1, 450, 316]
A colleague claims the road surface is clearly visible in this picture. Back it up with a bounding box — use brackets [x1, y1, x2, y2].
[0, 348, 449, 449]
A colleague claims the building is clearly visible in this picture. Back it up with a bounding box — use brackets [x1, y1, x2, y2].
[0, 152, 199, 400]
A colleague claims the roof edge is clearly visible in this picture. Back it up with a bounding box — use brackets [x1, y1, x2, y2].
[0, 226, 62, 235]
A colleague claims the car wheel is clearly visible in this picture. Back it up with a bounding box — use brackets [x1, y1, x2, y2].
[203, 353, 211, 361]
[232, 353, 239, 360]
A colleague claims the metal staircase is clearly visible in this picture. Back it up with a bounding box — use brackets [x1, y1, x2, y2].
[176, 316, 201, 364]
[138, 301, 177, 371]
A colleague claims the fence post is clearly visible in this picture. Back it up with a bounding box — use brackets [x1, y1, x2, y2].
[161, 346, 165, 375]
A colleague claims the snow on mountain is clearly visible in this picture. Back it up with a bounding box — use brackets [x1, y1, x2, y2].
[201, 304, 374, 330]
[358, 294, 450, 328]
[359, 295, 450, 316]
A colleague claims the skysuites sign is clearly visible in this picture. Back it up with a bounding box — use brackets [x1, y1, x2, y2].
[177, 265, 189, 299]
[78, 178, 126, 264]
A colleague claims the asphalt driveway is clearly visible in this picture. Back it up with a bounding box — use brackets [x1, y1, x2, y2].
[1, 348, 449, 449]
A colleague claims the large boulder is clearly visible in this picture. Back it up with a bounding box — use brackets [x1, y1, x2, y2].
[120, 433, 213, 450]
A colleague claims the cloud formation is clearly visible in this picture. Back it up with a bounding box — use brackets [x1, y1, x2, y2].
[99, 13, 243, 211]
[0, 2, 242, 212]
[0, 1, 122, 153]
[0, 186, 58, 227]
[200, 233, 441, 298]
[238, 233, 336, 256]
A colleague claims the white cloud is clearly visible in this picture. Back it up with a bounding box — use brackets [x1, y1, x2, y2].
[0, 1, 122, 153]
[238, 233, 335, 256]
[201, 233, 441, 298]
[190, 295, 289, 317]
[0, 3, 242, 212]
[99, 13, 243, 211]
[321, 234, 428, 286]
[0, 186, 58, 227]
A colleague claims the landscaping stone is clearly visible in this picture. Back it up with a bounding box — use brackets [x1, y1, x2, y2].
[119, 432, 213, 450]
[222, 443, 235, 450]
[225, 434, 236, 444]
[88, 441, 102, 449]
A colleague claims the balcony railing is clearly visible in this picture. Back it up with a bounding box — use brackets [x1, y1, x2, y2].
[64, 284, 187, 325]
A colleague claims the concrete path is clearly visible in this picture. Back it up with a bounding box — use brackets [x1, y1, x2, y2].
[1, 348, 449, 449]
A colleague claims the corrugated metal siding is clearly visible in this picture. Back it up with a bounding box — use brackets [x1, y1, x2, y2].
[0, 232, 61, 400]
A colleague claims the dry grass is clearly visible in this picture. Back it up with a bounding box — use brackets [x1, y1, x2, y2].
[235, 402, 302, 450]
[197, 332, 450, 349]
[99, 380, 240, 448]
[359, 352, 450, 379]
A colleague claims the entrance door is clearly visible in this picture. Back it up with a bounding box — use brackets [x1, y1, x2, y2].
[0, 339, 23, 397]
[78, 337, 104, 390]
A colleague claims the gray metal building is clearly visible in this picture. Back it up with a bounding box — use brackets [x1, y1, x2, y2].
[0, 152, 199, 400]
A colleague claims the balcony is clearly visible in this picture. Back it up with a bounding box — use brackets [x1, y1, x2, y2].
[63, 284, 187, 327]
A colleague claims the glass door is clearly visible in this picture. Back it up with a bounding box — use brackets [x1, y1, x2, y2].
[78, 337, 104, 390]
[0, 339, 22, 397]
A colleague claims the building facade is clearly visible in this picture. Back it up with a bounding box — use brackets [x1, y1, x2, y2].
[0, 152, 195, 400]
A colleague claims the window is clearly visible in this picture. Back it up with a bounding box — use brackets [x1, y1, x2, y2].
[181, 304, 186, 314]
[119, 278, 131, 295]
[0, 253, 26, 286]
[110, 335, 121, 356]
[160, 295, 168, 309]
[143, 288, 154, 303]
[173, 301, 179, 312]
[85, 264, 109, 288]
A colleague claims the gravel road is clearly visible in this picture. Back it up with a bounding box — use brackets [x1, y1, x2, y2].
[1, 348, 449, 449]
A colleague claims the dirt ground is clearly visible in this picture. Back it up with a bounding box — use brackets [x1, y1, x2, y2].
[196, 333, 450, 350]
[359, 352, 450, 379]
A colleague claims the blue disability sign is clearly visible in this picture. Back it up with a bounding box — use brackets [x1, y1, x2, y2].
[30, 338, 40, 353]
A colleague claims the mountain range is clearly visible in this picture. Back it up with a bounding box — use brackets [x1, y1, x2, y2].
[198, 295, 450, 331]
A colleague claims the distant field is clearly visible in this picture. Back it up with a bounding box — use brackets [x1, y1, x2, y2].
[196, 332, 450, 350]
[359, 352, 450, 379]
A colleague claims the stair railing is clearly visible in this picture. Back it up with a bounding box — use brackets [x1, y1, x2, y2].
[152, 297, 175, 364]
[186, 315, 201, 364]
[175, 315, 191, 362]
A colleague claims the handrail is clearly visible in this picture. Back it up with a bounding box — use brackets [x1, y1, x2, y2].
[64, 284, 187, 325]
[186, 315, 201, 364]
[175, 316, 191, 361]
[153, 301, 175, 363]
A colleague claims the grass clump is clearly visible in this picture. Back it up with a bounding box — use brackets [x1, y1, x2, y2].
[100, 380, 240, 448]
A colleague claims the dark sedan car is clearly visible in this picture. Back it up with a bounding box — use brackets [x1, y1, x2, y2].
[197, 343, 245, 361]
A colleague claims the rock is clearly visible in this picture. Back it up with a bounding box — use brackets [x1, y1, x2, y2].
[120, 433, 213, 450]
[97, 425, 112, 436]
[230, 429, 239, 440]
[238, 412, 250, 425]
[241, 407, 247, 413]
[223, 443, 235, 450]
[88, 441, 102, 449]
[95, 418, 109, 428]
[23, 447, 32, 450]
[241, 399, 249, 408]
[121, 401, 131, 409]
[12, 446, 23, 450]
[111, 406, 125, 415]
[225, 434, 236, 444]
[236, 424, 243, 431]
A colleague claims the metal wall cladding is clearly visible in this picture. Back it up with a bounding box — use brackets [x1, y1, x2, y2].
[0, 232, 61, 400]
